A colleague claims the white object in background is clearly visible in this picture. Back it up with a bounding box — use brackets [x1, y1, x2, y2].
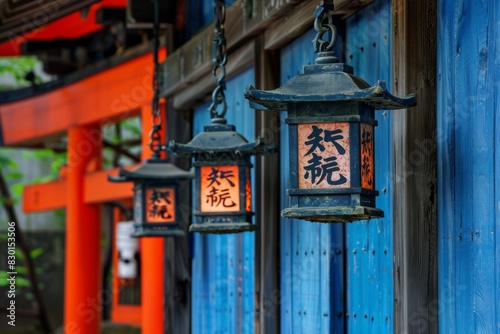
[116, 221, 139, 279]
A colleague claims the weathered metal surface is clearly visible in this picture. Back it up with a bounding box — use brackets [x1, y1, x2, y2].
[344, 1, 395, 332]
[437, 0, 499, 332]
[191, 68, 256, 334]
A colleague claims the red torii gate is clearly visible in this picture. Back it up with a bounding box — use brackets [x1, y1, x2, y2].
[0, 50, 167, 333]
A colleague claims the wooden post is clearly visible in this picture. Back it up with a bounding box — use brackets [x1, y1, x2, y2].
[64, 124, 102, 334]
[140, 104, 165, 334]
[392, 0, 438, 333]
[253, 35, 281, 334]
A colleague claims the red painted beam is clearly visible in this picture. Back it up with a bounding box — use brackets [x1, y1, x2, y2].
[23, 165, 137, 213]
[0, 48, 165, 146]
[0, 0, 127, 56]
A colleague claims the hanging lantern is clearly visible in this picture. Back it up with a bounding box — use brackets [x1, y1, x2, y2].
[108, 0, 194, 236]
[170, 122, 272, 233]
[108, 160, 194, 237]
[244, 0, 416, 223]
[169, 0, 275, 234]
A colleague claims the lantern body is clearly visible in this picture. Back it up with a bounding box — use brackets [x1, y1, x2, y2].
[283, 101, 379, 222]
[191, 157, 253, 233]
[108, 159, 194, 237]
[133, 180, 183, 237]
[245, 54, 416, 223]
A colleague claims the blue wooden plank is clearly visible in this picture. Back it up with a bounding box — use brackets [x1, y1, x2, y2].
[186, 0, 238, 38]
[438, 0, 500, 332]
[280, 30, 345, 334]
[344, 1, 393, 333]
[191, 67, 255, 334]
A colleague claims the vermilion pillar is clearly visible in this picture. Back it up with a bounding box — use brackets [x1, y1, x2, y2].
[140, 103, 165, 334]
[64, 125, 102, 334]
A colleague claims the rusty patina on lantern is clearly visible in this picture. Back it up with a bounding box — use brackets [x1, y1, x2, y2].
[108, 159, 194, 237]
[169, 121, 274, 233]
[245, 50, 416, 223]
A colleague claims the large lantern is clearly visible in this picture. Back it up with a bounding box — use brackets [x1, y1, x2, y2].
[244, 1, 416, 223]
[108, 159, 194, 236]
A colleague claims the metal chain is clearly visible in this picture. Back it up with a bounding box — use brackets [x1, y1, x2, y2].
[149, 0, 162, 158]
[209, 0, 227, 120]
[313, 0, 337, 53]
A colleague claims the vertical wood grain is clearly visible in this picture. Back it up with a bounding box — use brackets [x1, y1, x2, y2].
[190, 67, 256, 334]
[437, 0, 500, 332]
[392, 0, 438, 333]
[344, 1, 394, 332]
[253, 35, 281, 334]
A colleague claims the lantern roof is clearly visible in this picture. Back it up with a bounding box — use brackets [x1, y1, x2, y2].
[245, 54, 417, 111]
[169, 123, 276, 157]
[107, 159, 194, 182]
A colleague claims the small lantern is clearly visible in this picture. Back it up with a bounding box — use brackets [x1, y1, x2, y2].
[108, 159, 194, 237]
[244, 1, 416, 223]
[169, 121, 273, 233]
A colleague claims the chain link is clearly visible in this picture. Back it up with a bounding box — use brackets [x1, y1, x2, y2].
[313, 0, 337, 53]
[209, 0, 228, 120]
[149, 0, 162, 157]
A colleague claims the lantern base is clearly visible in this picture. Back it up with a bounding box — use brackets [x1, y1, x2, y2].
[281, 206, 384, 223]
[189, 222, 256, 234]
[131, 228, 185, 238]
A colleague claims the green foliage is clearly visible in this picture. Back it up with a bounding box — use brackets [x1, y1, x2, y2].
[0, 56, 42, 89]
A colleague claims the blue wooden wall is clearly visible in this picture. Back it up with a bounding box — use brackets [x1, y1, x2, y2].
[279, 1, 393, 333]
[437, 0, 500, 332]
[191, 67, 255, 334]
[344, 1, 394, 332]
[186, 0, 237, 39]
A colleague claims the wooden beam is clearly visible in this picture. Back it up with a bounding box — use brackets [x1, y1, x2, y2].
[172, 42, 255, 110]
[22, 166, 136, 213]
[392, 0, 438, 333]
[161, 0, 372, 98]
[0, 49, 164, 146]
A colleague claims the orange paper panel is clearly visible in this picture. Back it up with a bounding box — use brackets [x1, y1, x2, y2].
[200, 165, 240, 212]
[298, 122, 351, 189]
[145, 187, 176, 223]
[361, 124, 375, 189]
[245, 168, 252, 212]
